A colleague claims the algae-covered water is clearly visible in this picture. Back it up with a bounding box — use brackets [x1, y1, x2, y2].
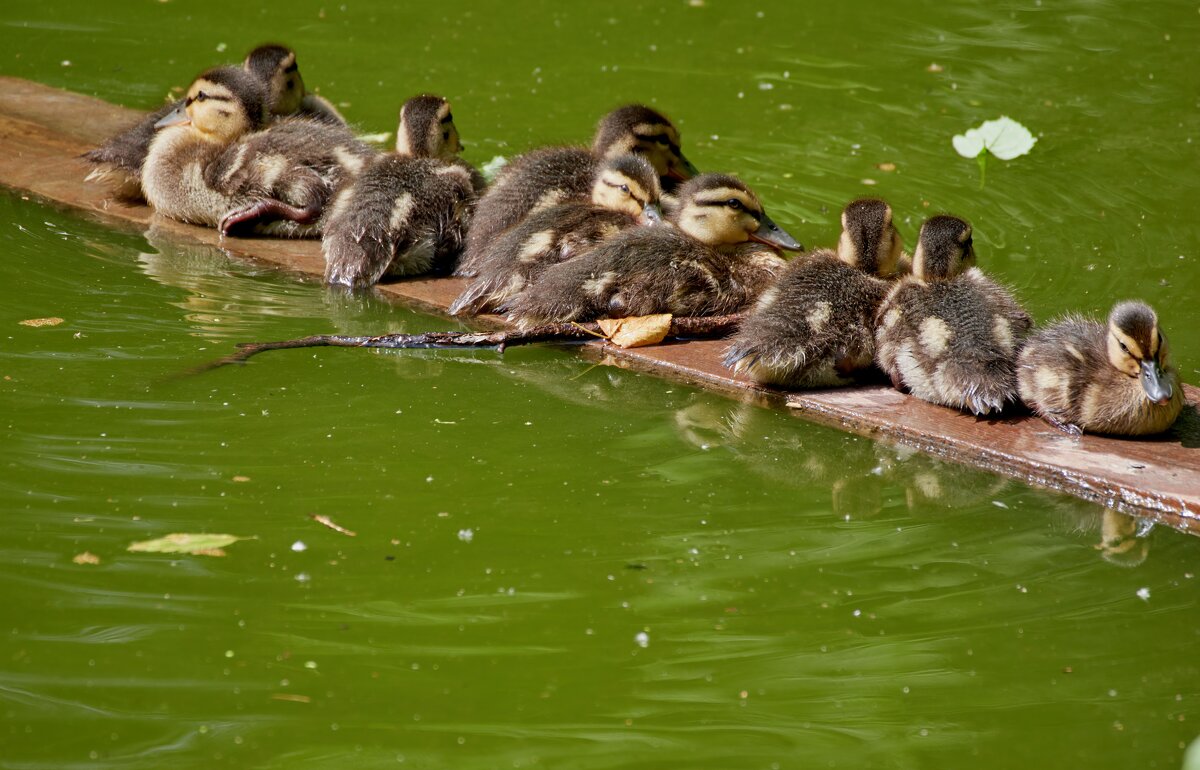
[2, 1, 1199, 768]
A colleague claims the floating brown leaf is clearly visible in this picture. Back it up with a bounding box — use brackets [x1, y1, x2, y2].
[597, 314, 672, 348]
[72, 551, 100, 565]
[19, 317, 64, 327]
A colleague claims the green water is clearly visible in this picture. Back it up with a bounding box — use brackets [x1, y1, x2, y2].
[2, 1, 1199, 768]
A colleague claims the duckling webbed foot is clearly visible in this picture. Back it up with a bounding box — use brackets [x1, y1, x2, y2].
[220, 199, 322, 236]
[1045, 416, 1084, 437]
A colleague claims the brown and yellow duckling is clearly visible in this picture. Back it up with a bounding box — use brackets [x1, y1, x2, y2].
[241, 43, 346, 125]
[874, 215, 1033, 415]
[506, 173, 800, 329]
[84, 44, 345, 199]
[448, 154, 663, 316]
[454, 104, 697, 277]
[141, 66, 371, 237]
[322, 94, 479, 288]
[1017, 301, 1184, 435]
[723, 198, 902, 387]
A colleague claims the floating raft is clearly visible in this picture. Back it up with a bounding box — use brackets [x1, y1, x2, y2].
[3, 76, 1198, 532]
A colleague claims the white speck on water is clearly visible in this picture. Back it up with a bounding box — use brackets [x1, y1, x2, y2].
[425, 476, 434, 483]
[216, 42, 227, 52]
[61, 60, 71, 67]
[1136, 587, 1151, 601]
[758, 82, 774, 90]
[852, 609, 862, 617]
[295, 572, 310, 583]
[291, 541, 307, 552]
[635, 632, 649, 648]
[457, 529, 474, 543]
[304, 660, 318, 670]
[1108, 688, 1118, 697]
[224, 650, 234, 658]
[992, 500, 1009, 509]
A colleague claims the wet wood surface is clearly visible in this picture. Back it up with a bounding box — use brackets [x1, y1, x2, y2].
[2, 75, 1198, 532]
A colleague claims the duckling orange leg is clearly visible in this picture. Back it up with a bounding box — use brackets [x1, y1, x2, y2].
[219, 199, 322, 236]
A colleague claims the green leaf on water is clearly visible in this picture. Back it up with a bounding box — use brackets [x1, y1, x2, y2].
[127, 533, 251, 555]
[952, 116, 1037, 161]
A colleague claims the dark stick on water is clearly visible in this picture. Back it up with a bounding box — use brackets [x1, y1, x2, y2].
[193, 315, 744, 373]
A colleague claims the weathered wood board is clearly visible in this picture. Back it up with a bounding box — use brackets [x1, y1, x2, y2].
[2, 75, 1198, 532]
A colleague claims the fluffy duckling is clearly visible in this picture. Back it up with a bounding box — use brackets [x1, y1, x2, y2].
[454, 104, 697, 277]
[506, 173, 800, 329]
[448, 155, 663, 316]
[1017, 301, 1184, 435]
[874, 215, 1033, 414]
[322, 94, 480, 288]
[142, 66, 372, 236]
[242, 43, 346, 125]
[84, 44, 344, 199]
[723, 198, 902, 387]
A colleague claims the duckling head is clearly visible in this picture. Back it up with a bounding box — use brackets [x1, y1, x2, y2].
[1107, 301, 1175, 404]
[590, 155, 663, 225]
[836, 198, 904, 276]
[244, 43, 306, 116]
[670, 174, 802, 251]
[395, 94, 463, 159]
[912, 214, 975, 280]
[592, 104, 699, 183]
[154, 66, 267, 144]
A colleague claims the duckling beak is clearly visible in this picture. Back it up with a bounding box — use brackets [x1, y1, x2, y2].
[1139, 359, 1173, 404]
[667, 153, 700, 181]
[639, 203, 663, 226]
[154, 103, 190, 129]
[749, 214, 803, 251]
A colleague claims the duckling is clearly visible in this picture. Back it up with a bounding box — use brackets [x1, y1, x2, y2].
[142, 66, 372, 236]
[506, 173, 801, 329]
[1017, 301, 1184, 435]
[448, 155, 663, 316]
[454, 104, 698, 277]
[322, 94, 480, 288]
[873, 215, 1033, 414]
[242, 43, 346, 125]
[723, 198, 902, 387]
[84, 44, 344, 199]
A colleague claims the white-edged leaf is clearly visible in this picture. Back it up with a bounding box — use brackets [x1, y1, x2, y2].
[952, 116, 1037, 160]
[127, 533, 251, 555]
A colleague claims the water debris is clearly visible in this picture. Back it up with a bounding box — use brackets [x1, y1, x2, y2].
[271, 693, 312, 703]
[19, 317, 64, 327]
[634, 631, 650, 648]
[926, 62, 944, 73]
[291, 541, 307, 552]
[232, 475, 251, 482]
[127, 533, 251, 555]
[310, 514, 356, 537]
[457, 528, 474, 543]
[952, 116, 1037, 188]
[876, 162, 897, 172]
[72, 551, 100, 565]
[1136, 587, 1151, 601]
[481, 155, 509, 182]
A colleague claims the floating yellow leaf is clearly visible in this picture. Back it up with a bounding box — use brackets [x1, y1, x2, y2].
[19, 317, 64, 327]
[271, 693, 312, 703]
[127, 533, 250, 555]
[597, 314, 672, 348]
[876, 162, 897, 172]
[73, 551, 100, 565]
[232, 475, 251, 483]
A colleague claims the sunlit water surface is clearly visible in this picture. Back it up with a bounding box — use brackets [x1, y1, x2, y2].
[2, 1, 1199, 768]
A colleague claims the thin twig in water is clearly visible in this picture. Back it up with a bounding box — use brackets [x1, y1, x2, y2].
[192, 315, 744, 373]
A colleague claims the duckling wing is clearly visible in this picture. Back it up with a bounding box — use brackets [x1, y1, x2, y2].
[457, 146, 597, 276]
[451, 204, 631, 316]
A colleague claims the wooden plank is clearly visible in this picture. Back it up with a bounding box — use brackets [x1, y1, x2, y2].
[3, 75, 1198, 532]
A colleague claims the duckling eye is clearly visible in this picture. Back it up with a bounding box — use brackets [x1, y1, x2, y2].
[1118, 341, 1130, 355]
[726, 199, 743, 211]
[620, 184, 630, 194]
[195, 91, 208, 102]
